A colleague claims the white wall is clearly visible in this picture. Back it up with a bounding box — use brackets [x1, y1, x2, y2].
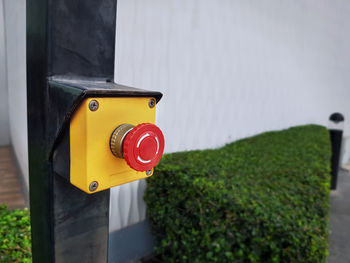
[111, 0, 350, 231]
[3, 0, 28, 187]
[0, 0, 9, 146]
[2, 0, 350, 233]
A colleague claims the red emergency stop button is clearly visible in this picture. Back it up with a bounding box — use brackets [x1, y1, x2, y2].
[122, 123, 164, 171]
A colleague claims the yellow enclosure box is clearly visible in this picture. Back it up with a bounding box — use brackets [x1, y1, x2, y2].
[69, 97, 156, 193]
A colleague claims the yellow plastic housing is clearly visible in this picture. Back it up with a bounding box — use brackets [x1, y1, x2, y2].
[70, 97, 156, 193]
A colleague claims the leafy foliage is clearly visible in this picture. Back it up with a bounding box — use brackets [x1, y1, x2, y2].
[145, 125, 331, 263]
[0, 205, 31, 262]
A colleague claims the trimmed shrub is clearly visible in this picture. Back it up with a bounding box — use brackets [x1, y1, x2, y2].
[145, 125, 331, 263]
[0, 205, 31, 262]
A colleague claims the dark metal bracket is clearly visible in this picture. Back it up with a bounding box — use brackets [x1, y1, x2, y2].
[47, 77, 162, 159]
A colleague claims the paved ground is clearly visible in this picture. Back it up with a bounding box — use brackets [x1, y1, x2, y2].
[0, 146, 26, 209]
[328, 169, 350, 263]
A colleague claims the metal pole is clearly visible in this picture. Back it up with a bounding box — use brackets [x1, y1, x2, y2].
[27, 0, 117, 262]
[330, 129, 343, 190]
[329, 113, 345, 191]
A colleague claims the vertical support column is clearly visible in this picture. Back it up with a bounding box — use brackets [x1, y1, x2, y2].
[27, 0, 117, 262]
[330, 129, 343, 190]
[328, 113, 345, 191]
[27, 0, 52, 261]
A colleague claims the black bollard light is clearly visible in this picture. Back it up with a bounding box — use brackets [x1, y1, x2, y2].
[329, 113, 345, 190]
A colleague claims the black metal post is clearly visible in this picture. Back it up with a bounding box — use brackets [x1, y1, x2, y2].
[27, 0, 117, 262]
[329, 130, 343, 190]
[329, 113, 345, 190]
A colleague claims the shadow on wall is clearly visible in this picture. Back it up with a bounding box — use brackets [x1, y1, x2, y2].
[0, 0, 10, 146]
[1, 0, 29, 192]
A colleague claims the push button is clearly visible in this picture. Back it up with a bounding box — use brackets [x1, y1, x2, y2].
[110, 123, 164, 171]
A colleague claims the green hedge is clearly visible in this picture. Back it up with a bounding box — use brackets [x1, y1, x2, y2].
[0, 205, 31, 262]
[145, 125, 331, 263]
